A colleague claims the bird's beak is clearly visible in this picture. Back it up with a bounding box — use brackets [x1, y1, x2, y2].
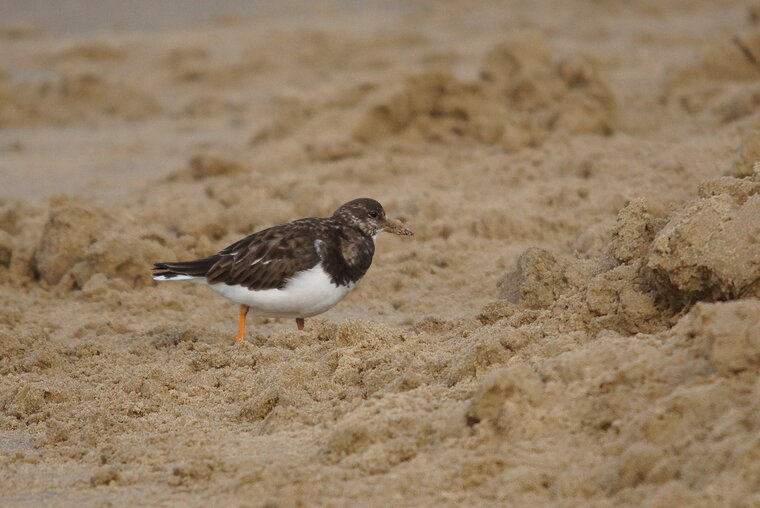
[383, 218, 414, 236]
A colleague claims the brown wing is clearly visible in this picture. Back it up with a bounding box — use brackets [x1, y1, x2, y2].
[205, 219, 322, 290]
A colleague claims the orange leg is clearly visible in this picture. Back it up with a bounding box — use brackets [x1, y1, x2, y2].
[236, 305, 249, 341]
[296, 318, 305, 331]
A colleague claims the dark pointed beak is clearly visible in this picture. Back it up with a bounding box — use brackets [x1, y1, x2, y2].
[383, 218, 414, 236]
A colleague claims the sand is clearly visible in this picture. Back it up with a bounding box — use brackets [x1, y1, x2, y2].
[1, 0, 760, 506]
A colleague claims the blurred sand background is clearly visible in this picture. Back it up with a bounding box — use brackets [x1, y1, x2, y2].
[1, 0, 760, 505]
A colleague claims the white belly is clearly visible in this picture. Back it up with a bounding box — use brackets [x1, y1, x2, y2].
[202, 264, 354, 318]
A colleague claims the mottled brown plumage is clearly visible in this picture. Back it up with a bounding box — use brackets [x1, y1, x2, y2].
[153, 198, 411, 290]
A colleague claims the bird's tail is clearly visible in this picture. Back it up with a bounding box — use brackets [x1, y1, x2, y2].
[152, 255, 219, 281]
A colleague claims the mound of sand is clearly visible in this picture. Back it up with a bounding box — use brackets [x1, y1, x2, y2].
[0, 72, 159, 127]
[647, 174, 760, 301]
[28, 196, 176, 291]
[663, 28, 760, 122]
[32, 198, 106, 286]
[353, 31, 615, 150]
[728, 129, 760, 176]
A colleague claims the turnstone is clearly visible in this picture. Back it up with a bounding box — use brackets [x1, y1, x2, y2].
[152, 198, 413, 341]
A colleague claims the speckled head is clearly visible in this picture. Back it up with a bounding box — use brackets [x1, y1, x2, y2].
[332, 198, 413, 237]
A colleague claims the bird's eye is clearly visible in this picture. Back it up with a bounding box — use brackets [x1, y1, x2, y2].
[368, 210, 379, 218]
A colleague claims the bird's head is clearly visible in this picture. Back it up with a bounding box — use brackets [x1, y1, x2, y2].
[333, 198, 414, 238]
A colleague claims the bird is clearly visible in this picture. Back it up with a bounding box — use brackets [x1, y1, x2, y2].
[152, 198, 413, 341]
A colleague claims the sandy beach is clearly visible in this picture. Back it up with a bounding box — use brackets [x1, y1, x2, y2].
[1, 0, 760, 505]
